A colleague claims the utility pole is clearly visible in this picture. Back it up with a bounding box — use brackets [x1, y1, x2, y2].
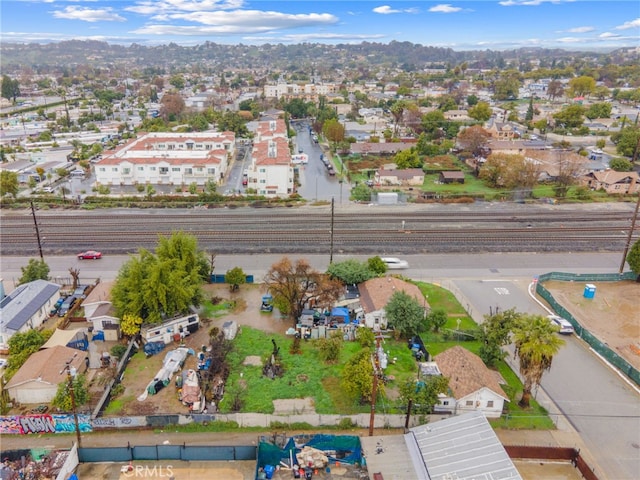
[329, 197, 335, 264]
[62, 360, 82, 448]
[619, 192, 640, 273]
[30, 201, 44, 260]
[368, 332, 382, 436]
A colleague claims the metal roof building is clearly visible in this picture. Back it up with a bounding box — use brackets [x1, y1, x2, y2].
[361, 411, 522, 480]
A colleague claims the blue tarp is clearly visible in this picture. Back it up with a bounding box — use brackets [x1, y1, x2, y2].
[330, 307, 350, 323]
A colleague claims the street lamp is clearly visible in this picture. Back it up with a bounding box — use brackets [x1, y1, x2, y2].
[61, 357, 82, 448]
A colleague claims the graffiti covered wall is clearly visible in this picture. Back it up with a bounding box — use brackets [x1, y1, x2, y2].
[0, 414, 92, 435]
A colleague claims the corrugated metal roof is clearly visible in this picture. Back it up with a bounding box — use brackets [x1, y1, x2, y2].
[0, 280, 60, 332]
[410, 411, 522, 480]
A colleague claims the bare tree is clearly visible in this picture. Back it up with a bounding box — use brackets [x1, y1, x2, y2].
[554, 149, 583, 198]
[264, 257, 343, 325]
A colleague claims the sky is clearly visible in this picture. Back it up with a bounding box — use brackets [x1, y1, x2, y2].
[1, 0, 639, 51]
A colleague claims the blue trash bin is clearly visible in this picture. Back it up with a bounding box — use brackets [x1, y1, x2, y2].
[264, 465, 275, 479]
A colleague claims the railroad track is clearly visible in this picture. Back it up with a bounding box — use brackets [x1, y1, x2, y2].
[1, 206, 637, 255]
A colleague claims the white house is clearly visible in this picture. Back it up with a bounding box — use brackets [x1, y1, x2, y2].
[0, 280, 60, 349]
[95, 131, 235, 187]
[81, 281, 119, 332]
[247, 120, 294, 198]
[357, 277, 428, 330]
[433, 346, 509, 418]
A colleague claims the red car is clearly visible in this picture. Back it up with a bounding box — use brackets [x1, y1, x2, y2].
[78, 250, 102, 260]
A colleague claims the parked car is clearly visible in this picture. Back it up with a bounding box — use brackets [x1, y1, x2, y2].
[381, 257, 409, 269]
[58, 296, 79, 317]
[50, 297, 66, 316]
[78, 250, 102, 259]
[73, 285, 90, 298]
[547, 315, 575, 334]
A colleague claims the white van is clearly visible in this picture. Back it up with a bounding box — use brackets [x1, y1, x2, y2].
[70, 169, 85, 178]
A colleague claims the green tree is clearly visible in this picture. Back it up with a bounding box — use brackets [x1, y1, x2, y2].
[421, 110, 446, 139]
[225, 267, 247, 291]
[316, 331, 343, 363]
[493, 72, 521, 100]
[533, 118, 548, 134]
[512, 314, 565, 408]
[169, 74, 186, 90]
[626, 239, 640, 281]
[350, 183, 373, 203]
[323, 118, 345, 147]
[52, 373, 89, 412]
[426, 308, 447, 333]
[326, 259, 375, 285]
[18, 258, 50, 285]
[611, 126, 640, 157]
[609, 158, 633, 172]
[567, 76, 596, 98]
[478, 308, 521, 367]
[4, 330, 52, 380]
[367, 256, 387, 275]
[1, 75, 20, 103]
[553, 104, 585, 129]
[385, 290, 426, 338]
[468, 101, 492, 122]
[585, 102, 612, 120]
[394, 148, 421, 169]
[525, 97, 534, 122]
[0, 170, 19, 198]
[466, 94, 478, 106]
[341, 349, 377, 404]
[399, 375, 450, 415]
[356, 327, 375, 348]
[111, 233, 206, 324]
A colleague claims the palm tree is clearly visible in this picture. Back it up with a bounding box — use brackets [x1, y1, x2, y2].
[512, 315, 565, 408]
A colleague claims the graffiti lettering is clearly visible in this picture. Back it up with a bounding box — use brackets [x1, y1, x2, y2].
[19, 415, 56, 434]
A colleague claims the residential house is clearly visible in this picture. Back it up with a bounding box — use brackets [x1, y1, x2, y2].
[444, 109, 471, 121]
[82, 281, 119, 333]
[439, 171, 465, 184]
[6, 345, 88, 404]
[583, 170, 639, 195]
[361, 411, 522, 480]
[375, 168, 425, 186]
[433, 345, 509, 418]
[247, 120, 295, 197]
[486, 120, 520, 140]
[0, 280, 60, 349]
[95, 131, 235, 187]
[357, 277, 428, 330]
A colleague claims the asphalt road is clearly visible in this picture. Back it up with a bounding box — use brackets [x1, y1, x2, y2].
[447, 275, 640, 480]
[1, 251, 638, 479]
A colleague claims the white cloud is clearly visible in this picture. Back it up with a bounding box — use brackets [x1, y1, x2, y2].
[599, 32, 620, 39]
[126, 0, 244, 15]
[566, 26, 594, 33]
[372, 5, 418, 14]
[429, 4, 462, 13]
[614, 18, 640, 30]
[499, 0, 572, 6]
[556, 36, 584, 43]
[373, 6, 399, 14]
[149, 10, 337, 29]
[51, 6, 126, 23]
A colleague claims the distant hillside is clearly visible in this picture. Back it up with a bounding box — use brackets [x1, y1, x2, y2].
[0, 40, 618, 73]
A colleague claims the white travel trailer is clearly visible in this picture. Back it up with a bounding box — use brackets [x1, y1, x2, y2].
[140, 312, 200, 344]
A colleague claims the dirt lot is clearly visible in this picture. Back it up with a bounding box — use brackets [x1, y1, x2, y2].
[542, 280, 640, 370]
[115, 283, 287, 415]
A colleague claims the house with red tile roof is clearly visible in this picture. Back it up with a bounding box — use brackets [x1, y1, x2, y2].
[94, 131, 235, 187]
[247, 120, 295, 197]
